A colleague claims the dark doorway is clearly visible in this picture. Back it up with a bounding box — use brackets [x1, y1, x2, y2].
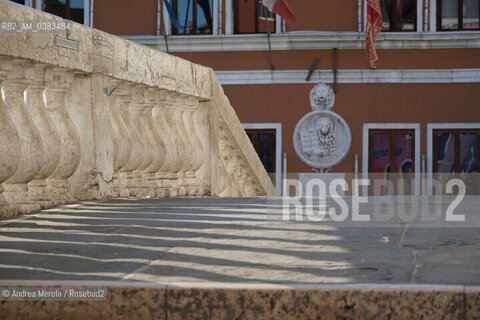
[245, 129, 276, 185]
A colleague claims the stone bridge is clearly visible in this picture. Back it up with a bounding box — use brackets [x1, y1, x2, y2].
[0, 1, 479, 319]
[0, 0, 275, 219]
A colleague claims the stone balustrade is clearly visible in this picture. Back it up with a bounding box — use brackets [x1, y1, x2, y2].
[0, 1, 276, 218]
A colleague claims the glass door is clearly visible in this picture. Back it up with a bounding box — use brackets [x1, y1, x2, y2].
[369, 129, 415, 195]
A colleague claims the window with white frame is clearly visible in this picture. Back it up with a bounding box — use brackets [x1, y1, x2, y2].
[380, 0, 417, 31]
[364, 0, 424, 31]
[437, 0, 480, 30]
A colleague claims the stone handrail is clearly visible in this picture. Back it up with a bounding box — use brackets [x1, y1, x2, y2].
[0, 0, 276, 218]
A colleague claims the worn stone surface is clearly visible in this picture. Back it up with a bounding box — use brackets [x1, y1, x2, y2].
[166, 285, 466, 320]
[0, 197, 478, 318]
[0, 285, 166, 320]
[466, 286, 480, 319]
[0, 284, 470, 320]
[0, 197, 478, 285]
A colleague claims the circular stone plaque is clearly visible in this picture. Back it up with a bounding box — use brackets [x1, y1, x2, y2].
[293, 110, 351, 169]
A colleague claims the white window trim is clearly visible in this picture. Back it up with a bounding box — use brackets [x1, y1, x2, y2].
[85, 0, 91, 28]
[157, 0, 162, 35]
[417, 0, 423, 31]
[217, 0, 222, 34]
[225, 0, 233, 35]
[35, 0, 91, 27]
[430, 0, 437, 32]
[426, 123, 480, 194]
[363, 0, 424, 32]
[213, 0, 218, 35]
[162, 1, 172, 36]
[275, 14, 282, 33]
[363, 0, 367, 31]
[362, 123, 421, 196]
[358, 0, 362, 32]
[242, 123, 282, 195]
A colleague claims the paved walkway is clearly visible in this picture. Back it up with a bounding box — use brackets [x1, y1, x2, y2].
[0, 197, 479, 285]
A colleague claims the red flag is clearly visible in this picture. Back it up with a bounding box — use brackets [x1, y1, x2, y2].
[366, 0, 383, 69]
[263, 0, 297, 25]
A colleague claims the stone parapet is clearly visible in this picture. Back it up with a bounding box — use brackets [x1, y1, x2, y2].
[0, 0, 276, 218]
[0, 282, 477, 319]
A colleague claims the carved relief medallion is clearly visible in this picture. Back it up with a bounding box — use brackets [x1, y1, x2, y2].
[293, 83, 351, 169]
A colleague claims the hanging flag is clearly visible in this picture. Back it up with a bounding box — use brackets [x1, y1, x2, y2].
[262, 0, 297, 25]
[197, 0, 213, 31]
[163, 0, 184, 32]
[366, 0, 383, 69]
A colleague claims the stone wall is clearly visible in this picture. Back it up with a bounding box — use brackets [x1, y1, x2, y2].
[0, 0, 276, 218]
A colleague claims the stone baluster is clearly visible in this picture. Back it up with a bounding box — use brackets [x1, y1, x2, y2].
[116, 83, 144, 197]
[109, 80, 133, 197]
[175, 97, 196, 195]
[152, 90, 178, 197]
[164, 93, 189, 196]
[142, 88, 166, 198]
[193, 100, 212, 196]
[183, 97, 205, 195]
[0, 58, 21, 218]
[128, 85, 153, 197]
[25, 64, 61, 209]
[1, 59, 43, 213]
[43, 67, 81, 205]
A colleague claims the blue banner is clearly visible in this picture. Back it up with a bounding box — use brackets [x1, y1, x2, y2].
[163, 0, 184, 32]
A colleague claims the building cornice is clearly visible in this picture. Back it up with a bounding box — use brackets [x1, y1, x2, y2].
[125, 31, 480, 52]
[214, 68, 480, 85]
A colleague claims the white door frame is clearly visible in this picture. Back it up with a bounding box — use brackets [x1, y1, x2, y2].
[427, 123, 480, 195]
[362, 123, 421, 195]
[242, 123, 282, 194]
